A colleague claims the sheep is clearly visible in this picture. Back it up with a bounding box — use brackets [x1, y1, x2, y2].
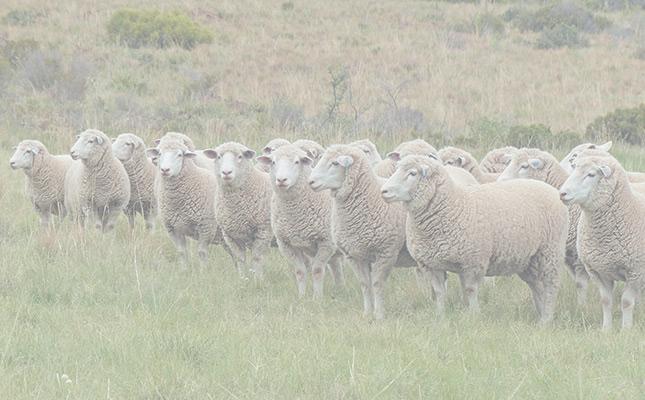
[112, 133, 157, 230]
[292, 139, 325, 166]
[561, 141, 645, 184]
[480, 146, 517, 173]
[560, 154, 645, 330]
[308, 145, 416, 319]
[498, 148, 589, 304]
[257, 138, 291, 173]
[370, 139, 438, 178]
[349, 139, 382, 166]
[152, 132, 211, 170]
[66, 129, 131, 232]
[203, 142, 273, 279]
[9, 140, 73, 227]
[145, 139, 225, 263]
[257, 144, 343, 298]
[381, 155, 568, 323]
[438, 146, 498, 183]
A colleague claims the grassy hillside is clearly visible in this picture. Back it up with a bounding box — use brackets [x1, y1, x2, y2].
[1, 0, 644, 398]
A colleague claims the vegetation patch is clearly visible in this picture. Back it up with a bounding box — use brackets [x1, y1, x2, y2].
[107, 9, 213, 50]
[586, 104, 645, 145]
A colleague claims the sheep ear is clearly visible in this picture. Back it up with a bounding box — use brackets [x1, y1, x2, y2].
[153, 139, 161, 146]
[420, 166, 430, 177]
[95, 135, 104, 145]
[599, 165, 612, 178]
[301, 156, 313, 166]
[202, 149, 218, 159]
[304, 150, 317, 160]
[387, 152, 401, 162]
[243, 149, 256, 159]
[256, 155, 272, 165]
[427, 153, 439, 161]
[528, 158, 544, 169]
[598, 141, 612, 152]
[184, 151, 197, 158]
[455, 156, 466, 167]
[336, 155, 353, 168]
[501, 153, 513, 165]
[146, 148, 160, 158]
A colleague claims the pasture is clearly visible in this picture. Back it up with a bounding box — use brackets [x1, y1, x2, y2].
[1, 0, 645, 398]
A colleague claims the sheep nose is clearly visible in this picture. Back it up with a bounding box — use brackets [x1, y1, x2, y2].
[381, 188, 389, 195]
[277, 177, 287, 184]
[308, 179, 315, 186]
[222, 170, 232, 176]
[559, 191, 567, 199]
[160, 167, 170, 174]
[9, 161, 15, 167]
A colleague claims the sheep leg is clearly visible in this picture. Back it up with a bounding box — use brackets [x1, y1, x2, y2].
[458, 271, 482, 313]
[328, 252, 345, 287]
[222, 233, 247, 277]
[277, 239, 308, 298]
[427, 268, 447, 316]
[125, 209, 136, 230]
[371, 256, 396, 320]
[311, 243, 336, 300]
[593, 274, 614, 331]
[37, 209, 51, 229]
[197, 238, 210, 264]
[572, 260, 590, 306]
[169, 231, 188, 264]
[620, 282, 640, 330]
[351, 259, 373, 317]
[143, 209, 155, 231]
[102, 207, 122, 232]
[249, 237, 270, 281]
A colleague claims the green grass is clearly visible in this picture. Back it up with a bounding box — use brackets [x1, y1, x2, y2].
[1, 143, 645, 399]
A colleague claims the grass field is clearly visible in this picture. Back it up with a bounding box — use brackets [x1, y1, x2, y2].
[1, 0, 645, 399]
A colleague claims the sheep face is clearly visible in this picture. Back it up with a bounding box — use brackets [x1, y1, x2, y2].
[559, 156, 615, 209]
[382, 155, 441, 208]
[149, 147, 197, 178]
[308, 151, 354, 192]
[438, 147, 472, 171]
[349, 139, 381, 166]
[204, 143, 255, 187]
[70, 130, 108, 161]
[560, 141, 612, 174]
[10, 141, 42, 170]
[112, 134, 143, 162]
[497, 149, 547, 182]
[262, 138, 290, 155]
[257, 146, 312, 190]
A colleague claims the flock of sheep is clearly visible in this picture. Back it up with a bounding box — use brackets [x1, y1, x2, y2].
[9, 129, 645, 330]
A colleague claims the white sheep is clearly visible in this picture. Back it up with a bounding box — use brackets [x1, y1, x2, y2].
[203, 142, 273, 279]
[257, 144, 343, 298]
[145, 139, 226, 263]
[561, 141, 645, 184]
[257, 138, 291, 173]
[371, 139, 438, 178]
[112, 133, 157, 230]
[152, 132, 212, 170]
[439, 146, 498, 183]
[498, 148, 589, 304]
[560, 154, 645, 330]
[480, 146, 517, 173]
[309, 145, 416, 319]
[9, 140, 73, 227]
[65, 129, 131, 232]
[292, 139, 326, 166]
[381, 155, 568, 323]
[349, 139, 383, 166]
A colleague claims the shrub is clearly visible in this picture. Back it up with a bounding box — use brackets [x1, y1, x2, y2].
[1, 38, 39, 67]
[107, 9, 213, 50]
[586, 104, 645, 145]
[507, 2, 611, 33]
[2, 9, 44, 26]
[535, 23, 589, 48]
[506, 124, 554, 148]
[22, 49, 62, 90]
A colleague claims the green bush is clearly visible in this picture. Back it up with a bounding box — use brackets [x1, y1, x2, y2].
[107, 9, 213, 50]
[535, 23, 589, 49]
[1, 38, 40, 67]
[506, 2, 611, 33]
[506, 124, 554, 148]
[586, 104, 645, 145]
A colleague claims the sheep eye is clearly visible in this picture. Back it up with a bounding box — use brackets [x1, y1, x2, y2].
[295, 160, 299, 164]
[586, 172, 596, 178]
[331, 161, 339, 166]
[408, 171, 417, 177]
[520, 164, 528, 169]
[271, 161, 275, 165]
